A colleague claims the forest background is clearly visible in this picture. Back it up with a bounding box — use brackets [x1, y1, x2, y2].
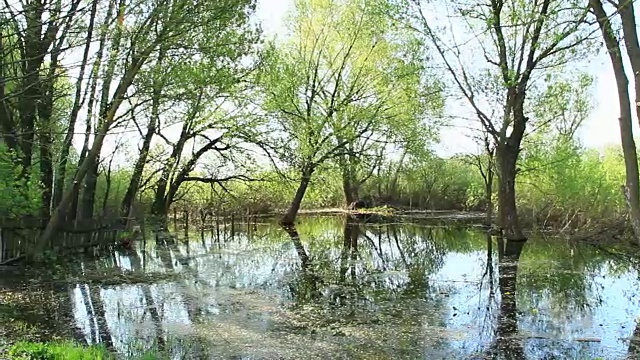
[1, 0, 638, 255]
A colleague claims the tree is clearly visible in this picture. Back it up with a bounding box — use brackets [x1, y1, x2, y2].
[33, 0, 261, 257]
[256, 0, 443, 225]
[395, 0, 594, 240]
[121, 5, 260, 219]
[590, 0, 640, 243]
[0, 0, 87, 215]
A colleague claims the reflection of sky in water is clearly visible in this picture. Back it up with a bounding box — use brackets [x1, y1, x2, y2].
[60, 222, 640, 359]
[427, 251, 640, 359]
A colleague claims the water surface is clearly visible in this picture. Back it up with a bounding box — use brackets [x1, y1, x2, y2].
[1, 216, 639, 359]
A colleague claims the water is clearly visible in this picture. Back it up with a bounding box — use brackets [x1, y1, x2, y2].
[1, 215, 640, 359]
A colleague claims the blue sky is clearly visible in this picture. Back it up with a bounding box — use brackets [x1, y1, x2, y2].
[255, 0, 637, 156]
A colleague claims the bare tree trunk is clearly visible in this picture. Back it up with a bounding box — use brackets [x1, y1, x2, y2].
[281, 171, 313, 226]
[496, 143, 525, 240]
[121, 45, 165, 217]
[152, 136, 186, 216]
[122, 120, 156, 217]
[38, 67, 57, 217]
[53, 0, 98, 209]
[0, 34, 18, 152]
[389, 149, 406, 198]
[70, 57, 101, 221]
[35, 54, 156, 257]
[80, 159, 100, 220]
[342, 167, 356, 205]
[591, 0, 640, 243]
[80, 0, 126, 221]
[618, 0, 640, 130]
[101, 158, 114, 215]
[485, 166, 494, 226]
[69, 120, 91, 221]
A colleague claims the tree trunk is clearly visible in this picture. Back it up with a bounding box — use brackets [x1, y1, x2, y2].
[485, 165, 494, 226]
[162, 180, 182, 216]
[70, 54, 101, 221]
[79, 0, 125, 221]
[53, 0, 98, 209]
[151, 168, 172, 216]
[389, 150, 406, 198]
[122, 119, 157, 217]
[80, 158, 100, 220]
[618, 0, 640, 131]
[591, 0, 640, 243]
[496, 143, 525, 240]
[342, 167, 356, 205]
[101, 159, 113, 215]
[494, 239, 526, 358]
[0, 34, 18, 152]
[38, 77, 56, 217]
[33, 127, 110, 257]
[152, 136, 187, 216]
[32, 0, 166, 258]
[280, 171, 313, 226]
[18, 27, 43, 180]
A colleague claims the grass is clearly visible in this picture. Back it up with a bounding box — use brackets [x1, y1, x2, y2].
[7, 341, 162, 360]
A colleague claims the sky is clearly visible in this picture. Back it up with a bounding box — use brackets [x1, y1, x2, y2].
[255, 0, 638, 156]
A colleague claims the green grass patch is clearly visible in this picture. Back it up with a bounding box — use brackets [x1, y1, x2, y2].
[7, 341, 162, 360]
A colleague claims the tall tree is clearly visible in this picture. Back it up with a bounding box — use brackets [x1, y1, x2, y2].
[590, 0, 640, 243]
[33, 0, 260, 257]
[119, 0, 259, 220]
[0, 0, 86, 215]
[256, 0, 442, 225]
[396, 0, 593, 240]
[52, 0, 100, 212]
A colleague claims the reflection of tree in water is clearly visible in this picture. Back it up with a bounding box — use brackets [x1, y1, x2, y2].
[628, 321, 640, 358]
[9, 217, 635, 359]
[281, 221, 455, 358]
[339, 222, 359, 284]
[146, 232, 214, 357]
[513, 240, 618, 359]
[485, 237, 526, 360]
[481, 238, 598, 360]
[126, 246, 167, 354]
[282, 221, 454, 304]
[516, 241, 596, 332]
[389, 225, 450, 296]
[282, 225, 323, 303]
[68, 230, 219, 357]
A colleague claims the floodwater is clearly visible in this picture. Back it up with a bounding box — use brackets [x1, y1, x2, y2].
[1, 215, 640, 359]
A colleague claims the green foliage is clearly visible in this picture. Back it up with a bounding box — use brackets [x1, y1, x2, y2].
[364, 153, 485, 210]
[7, 341, 164, 360]
[8, 341, 112, 360]
[517, 135, 625, 228]
[255, 0, 443, 175]
[0, 144, 41, 217]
